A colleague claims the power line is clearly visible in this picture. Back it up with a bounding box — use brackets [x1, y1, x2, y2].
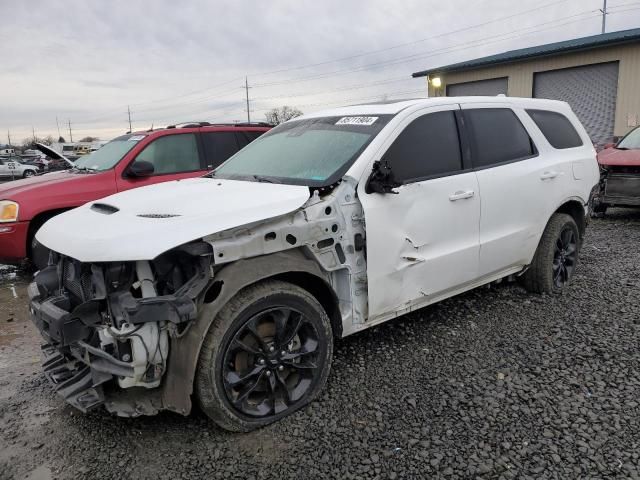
[248, 0, 575, 78]
[40, 0, 579, 123]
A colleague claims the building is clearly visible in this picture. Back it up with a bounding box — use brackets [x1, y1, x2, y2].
[412, 28, 640, 145]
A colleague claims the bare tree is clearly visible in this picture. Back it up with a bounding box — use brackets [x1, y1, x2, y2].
[22, 135, 54, 147]
[79, 136, 99, 142]
[264, 106, 303, 125]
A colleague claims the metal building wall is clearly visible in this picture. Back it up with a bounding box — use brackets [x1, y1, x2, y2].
[426, 43, 640, 137]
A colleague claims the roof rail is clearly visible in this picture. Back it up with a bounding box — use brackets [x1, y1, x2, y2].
[165, 121, 274, 129]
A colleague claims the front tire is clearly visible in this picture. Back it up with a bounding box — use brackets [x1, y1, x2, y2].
[23, 169, 35, 178]
[196, 280, 333, 432]
[521, 213, 580, 294]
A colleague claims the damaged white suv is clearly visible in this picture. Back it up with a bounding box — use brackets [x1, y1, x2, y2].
[29, 97, 599, 431]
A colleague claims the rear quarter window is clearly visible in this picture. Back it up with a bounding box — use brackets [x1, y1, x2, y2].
[464, 108, 536, 169]
[526, 109, 583, 149]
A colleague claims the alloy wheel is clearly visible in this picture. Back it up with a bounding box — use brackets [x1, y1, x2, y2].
[552, 226, 577, 288]
[222, 306, 321, 418]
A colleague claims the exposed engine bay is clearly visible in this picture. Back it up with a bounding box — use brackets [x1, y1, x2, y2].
[29, 244, 212, 414]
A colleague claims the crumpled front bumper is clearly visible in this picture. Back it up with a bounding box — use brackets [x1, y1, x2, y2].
[28, 282, 132, 412]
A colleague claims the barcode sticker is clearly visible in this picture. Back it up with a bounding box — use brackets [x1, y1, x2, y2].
[128, 135, 145, 141]
[336, 116, 378, 126]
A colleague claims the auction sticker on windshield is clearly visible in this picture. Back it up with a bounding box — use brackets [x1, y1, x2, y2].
[336, 116, 378, 126]
[128, 135, 146, 142]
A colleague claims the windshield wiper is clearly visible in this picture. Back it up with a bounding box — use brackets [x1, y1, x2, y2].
[71, 166, 99, 173]
[251, 175, 279, 184]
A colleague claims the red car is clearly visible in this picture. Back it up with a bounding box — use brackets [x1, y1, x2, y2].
[0, 122, 270, 268]
[593, 125, 640, 216]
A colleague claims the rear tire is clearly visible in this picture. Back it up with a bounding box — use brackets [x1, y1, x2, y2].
[195, 280, 333, 432]
[521, 213, 580, 294]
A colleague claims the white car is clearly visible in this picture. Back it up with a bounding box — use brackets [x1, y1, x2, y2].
[29, 97, 599, 431]
[0, 158, 38, 179]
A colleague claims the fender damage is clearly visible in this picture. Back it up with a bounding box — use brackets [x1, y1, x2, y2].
[29, 178, 368, 416]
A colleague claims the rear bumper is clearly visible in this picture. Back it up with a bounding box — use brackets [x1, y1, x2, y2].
[0, 221, 29, 262]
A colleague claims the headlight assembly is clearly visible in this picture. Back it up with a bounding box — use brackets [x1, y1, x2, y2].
[0, 200, 19, 223]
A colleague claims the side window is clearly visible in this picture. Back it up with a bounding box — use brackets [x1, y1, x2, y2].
[465, 108, 535, 168]
[383, 110, 462, 183]
[201, 132, 240, 168]
[134, 133, 200, 175]
[236, 131, 265, 149]
[526, 109, 583, 149]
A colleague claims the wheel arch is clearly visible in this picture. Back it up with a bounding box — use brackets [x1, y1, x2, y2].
[553, 198, 586, 240]
[27, 208, 73, 257]
[159, 248, 340, 416]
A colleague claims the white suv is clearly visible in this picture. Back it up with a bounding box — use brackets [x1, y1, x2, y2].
[29, 97, 598, 431]
[0, 158, 38, 179]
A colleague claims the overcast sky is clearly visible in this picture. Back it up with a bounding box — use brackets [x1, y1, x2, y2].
[1, 0, 639, 143]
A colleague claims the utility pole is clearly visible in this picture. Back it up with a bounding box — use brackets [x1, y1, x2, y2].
[56, 116, 61, 139]
[7, 130, 11, 147]
[600, 0, 608, 34]
[32, 126, 36, 143]
[243, 77, 251, 123]
[127, 105, 133, 133]
[68, 119, 73, 143]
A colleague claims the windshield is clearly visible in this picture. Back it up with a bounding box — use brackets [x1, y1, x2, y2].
[214, 115, 392, 186]
[73, 134, 145, 171]
[617, 127, 640, 150]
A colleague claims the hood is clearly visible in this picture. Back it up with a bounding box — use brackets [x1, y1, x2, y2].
[597, 147, 640, 167]
[0, 171, 103, 200]
[34, 143, 74, 167]
[36, 178, 311, 262]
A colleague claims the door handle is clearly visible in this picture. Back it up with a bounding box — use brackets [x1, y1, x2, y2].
[449, 190, 475, 201]
[540, 170, 559, 180]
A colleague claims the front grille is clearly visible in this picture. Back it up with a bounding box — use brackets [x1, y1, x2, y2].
[606, 174, 640, 198]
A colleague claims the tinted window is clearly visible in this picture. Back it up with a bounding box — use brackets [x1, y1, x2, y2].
[201, 132, 240, 168]
[134, 133, 200, 174]
[236, 131, 265, 149]
[383, 110, 462, 182]
[465, 108, 535, 168]
[527, 109, 583, 149]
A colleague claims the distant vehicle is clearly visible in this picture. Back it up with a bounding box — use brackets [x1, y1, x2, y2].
[0, 158, 38, 179]
[0, 148, 16, 156]
[28, 97, 598, 431]
[0, 123, 270, 268]
[593, 126, 640, 215]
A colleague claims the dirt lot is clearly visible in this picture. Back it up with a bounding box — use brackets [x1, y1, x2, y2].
[1, 210, 639, 480]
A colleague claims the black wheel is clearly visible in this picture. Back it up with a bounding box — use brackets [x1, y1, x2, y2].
[521, 213, 580, 294]
[196, 280, 333, 432]
[23, 169, 35, 178]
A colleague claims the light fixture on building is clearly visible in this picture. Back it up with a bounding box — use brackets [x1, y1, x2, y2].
[430, 76, 442, 88]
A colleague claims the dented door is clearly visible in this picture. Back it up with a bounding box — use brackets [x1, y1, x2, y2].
[359, 105, 480, 319]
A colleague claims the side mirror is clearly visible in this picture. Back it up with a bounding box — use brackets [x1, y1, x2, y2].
[127, 160, 155, 178]
[365, 160, 401, 194]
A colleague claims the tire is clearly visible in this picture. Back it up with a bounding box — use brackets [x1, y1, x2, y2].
[521, 213, 580, 294]
[196, 280, 333, 432]
[30, 237, 51, 271]
[23, 169, 36, 178]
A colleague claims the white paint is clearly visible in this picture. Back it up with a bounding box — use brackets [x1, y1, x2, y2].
[357, 104, 481, 318]
[36, 178, 310, 262]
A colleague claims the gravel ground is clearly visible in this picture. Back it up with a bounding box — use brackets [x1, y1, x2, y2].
[1, 210, 640, 480]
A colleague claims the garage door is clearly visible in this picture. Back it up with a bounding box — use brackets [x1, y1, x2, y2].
[533, 62, 619, 146]
[447, 77, 508, 97]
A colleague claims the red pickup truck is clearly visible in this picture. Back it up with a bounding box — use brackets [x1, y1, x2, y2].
[0, 123, 270, 268]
